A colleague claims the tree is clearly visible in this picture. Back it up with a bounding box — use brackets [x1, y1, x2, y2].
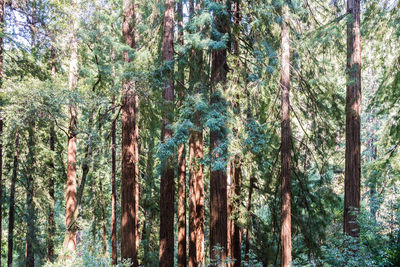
[0, 2, 4, 264]
[344, 0, 361, 239]
[280, 2, 292, 266]
[176, 1, 187, 266]
[210, 0, 229, 262]
[64, 0, 79, 253]
[7, 133, 18, 267]
[159, 0, 175, 265]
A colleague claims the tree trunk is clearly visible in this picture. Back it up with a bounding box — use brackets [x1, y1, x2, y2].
[210, 0, 229, 261]
[159, 0, 175, 265]
[0, 2, 4, 265]
[176, 2, 187, 266]
[280, 3, 292, 266]
[244, 177, 254, 263]
[65, 0, 79, 252]
[48, 45, 56, 263]
[121, 0, 138, 265]
[232, 157, 242, 267]
[111, 95, 117, 265]
[26, 123, 36, 267]
[344, 0, 361, 239]
[8, 133, 19, 267]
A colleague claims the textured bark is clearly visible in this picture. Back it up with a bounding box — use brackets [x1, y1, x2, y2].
[48, 45, 56, 262]
[0, 3, 4, 265]
[344, 0, 361, 239]
[111, 96, 117, 265]
[232, 157, 242, 267]
[210, 0, 229, 261]
[8, 134, 19, 267]
[159, 0, 175, 265]
[26, 123, 36, 267]
[280, 3, 292, 266]
[176, 2, 187, 266]
[121, 1, 138, 265]
[64, 0, 79, 252]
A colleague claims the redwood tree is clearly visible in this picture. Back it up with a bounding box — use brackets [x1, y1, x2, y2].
[159, 0, 175, 265]
[121, 0, 138, 265]
[210, 0, 229, 261]
[280, 2, 292, 266]
[177, 0, 187, 266]
[344, 0, 361, 238]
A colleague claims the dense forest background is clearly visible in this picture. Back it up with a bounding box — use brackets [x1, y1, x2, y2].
[0, 0, 399, 266]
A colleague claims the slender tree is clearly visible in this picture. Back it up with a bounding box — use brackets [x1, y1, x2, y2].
[280, 2, 292, 266]
[210, 0, 229, 261]
[0, 2, 4, 264]
[111, 94, 117, 265]
[26, 124, 36, 267]
[232, 156, 242, 267]
[48, 46, 56, 263]
[8, 133, 19, 267]
[121, 0, 138, 265]
[344, 0, 361, 238]
[64, 0, 79, 253]
[159, 0, 175, 265]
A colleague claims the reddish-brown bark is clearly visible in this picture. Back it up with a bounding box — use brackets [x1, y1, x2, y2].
[344, 0, 361, 238]
[121, 0, 138, 265]
[159, 0, 175, 265]
[210, 0, 229, 262]
[64, 0, 79, 253]
[177, 1, 187, 266]
[280, 3, 292, 266]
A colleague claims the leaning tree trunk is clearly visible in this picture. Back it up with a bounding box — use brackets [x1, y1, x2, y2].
[121, 0, 138, 265]
[280, 2, 292, 266]
[159, 0, 175, 265]
[344, 0, 361, 239]
[210, 0, 229, 261]
[64, 0, 79, 253]
[8, 133, 19, 267]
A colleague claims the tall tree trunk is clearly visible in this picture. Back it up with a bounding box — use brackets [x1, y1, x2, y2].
[344, 0, 361, 239]
[176, 2, 187, 266]
[111, 95, 117, 265]
[159, 0, 175, 265]
[210, 0, 229, 261]
[26, 123, 36, 267]
[8, 133, 19, 267]
[232, 157, 242, 267]
[0, 2, 4, 264]
[65, 0, 79, 252]
[232, 2, 242, 265]
[280, 3, 292, 266]
[244, 177, 254, 263]
[121, 0, 138, 265]
[48, 45, 56, 263]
